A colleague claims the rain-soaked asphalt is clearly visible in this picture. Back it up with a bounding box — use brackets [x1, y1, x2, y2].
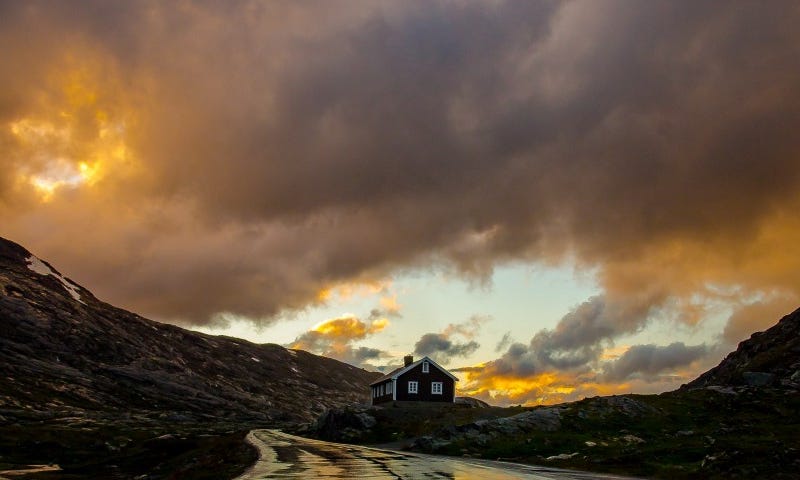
[236, 430, 639, 480]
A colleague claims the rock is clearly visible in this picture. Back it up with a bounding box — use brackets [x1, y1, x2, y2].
[412, 435, 451, 452]
[676, 430, 694, 436]
[546, 452, 579, 460]
[584, 395, 660, 418]
[621, 434, 646, 444]
[354, 412, 376, 429]
[454, 397, 490, 408]
[742, 372, 776, 386]
[508, 407, 562, 431]
[585, 441, 597, 447]
[311, 404, 381, 442]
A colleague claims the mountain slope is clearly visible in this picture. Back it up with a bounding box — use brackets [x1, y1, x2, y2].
[685, 306, 800, 389]
[0, 236, 379, 425]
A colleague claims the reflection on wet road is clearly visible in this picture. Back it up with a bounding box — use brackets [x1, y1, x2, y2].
[237, 430, 638, 479]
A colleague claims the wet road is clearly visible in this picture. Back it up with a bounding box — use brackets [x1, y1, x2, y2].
[237, 430, 638, 479]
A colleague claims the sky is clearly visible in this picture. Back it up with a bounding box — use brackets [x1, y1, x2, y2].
[2, 0, 800, 406]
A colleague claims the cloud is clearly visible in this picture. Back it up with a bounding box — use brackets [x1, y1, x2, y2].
[454, 297, 710, 404]
[601, 342, 709, 383]
[414, 334, 479, 365]
[722, 295, 799, 345]
[0, 0, 798, 339]
[478, 294, 658, 374]
[413, 316, 486, 364]
[495, 332, 512, 352]
[289, 314, 390, 367]
[379, 294, 402, 317]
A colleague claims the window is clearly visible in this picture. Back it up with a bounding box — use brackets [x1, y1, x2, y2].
[380, 384, 384, 396]
[432, 382, 443, 395]
[387, 382, 393, 394]
[372, 387, 376, 398]
[422, 361, 429, 373]
[408, 381, 418, 394]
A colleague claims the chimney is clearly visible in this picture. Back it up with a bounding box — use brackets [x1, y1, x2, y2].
[404, 355, 413, 367]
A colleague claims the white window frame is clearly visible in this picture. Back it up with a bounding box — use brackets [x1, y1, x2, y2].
[422, 361, 429, 373]
[408, 381, 418, 394]
[432, 381, 443, 395]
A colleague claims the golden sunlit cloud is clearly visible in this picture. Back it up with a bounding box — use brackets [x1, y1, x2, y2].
[317, 280, 392, 301]
[6, 55, 135, 203]
[289, 314, 391, 367]
[310, 314, 389, 338]
[458, 368, 633, 406]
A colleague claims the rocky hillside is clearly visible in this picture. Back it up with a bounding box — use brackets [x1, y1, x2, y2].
[685, 306, 800, 389]
[0, 236, 380, 426]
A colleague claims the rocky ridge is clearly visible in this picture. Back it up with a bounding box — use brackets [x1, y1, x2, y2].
[0, 236, 380, 426]
[685, 306, 800, 389]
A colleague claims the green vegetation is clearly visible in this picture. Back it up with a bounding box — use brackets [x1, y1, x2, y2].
[410, 389, 800, 479]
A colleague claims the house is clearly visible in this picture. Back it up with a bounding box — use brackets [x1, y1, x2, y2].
[370, 355, 458, 405]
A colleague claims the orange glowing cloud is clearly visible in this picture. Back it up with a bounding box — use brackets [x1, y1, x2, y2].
[6, 57, 136, 203]
[310, 315, 388, 338]
[456, 368, 634, 406]
[289, 314, 390, 367]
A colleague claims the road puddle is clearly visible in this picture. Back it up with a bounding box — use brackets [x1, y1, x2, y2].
[237, 430, 638, 479]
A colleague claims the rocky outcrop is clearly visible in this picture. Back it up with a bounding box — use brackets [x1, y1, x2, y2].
[0, 237, 380, 425]
[411, 395, 659, 453]
[454, 396, 490, 408]
[412, 405, 564, 451]
[312, 404, 378, 442]
[685, 307, 800, 390]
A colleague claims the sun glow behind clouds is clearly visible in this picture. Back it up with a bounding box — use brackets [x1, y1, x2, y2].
[7, 63, 132, 202]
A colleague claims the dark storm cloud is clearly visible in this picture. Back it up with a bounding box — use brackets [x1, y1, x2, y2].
[2, 0, 800, 331]
[414, 333, 479, 365]
[413, 316, 486, 364]
[602, 342, 709, 382]
[495, 332, 512, 353]
[473, 295, 658, 375]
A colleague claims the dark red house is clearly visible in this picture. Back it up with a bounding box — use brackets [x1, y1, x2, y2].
[370, 355, 458, 405]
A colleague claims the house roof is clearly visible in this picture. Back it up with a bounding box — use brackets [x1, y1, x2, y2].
[370, 356, 459, 385]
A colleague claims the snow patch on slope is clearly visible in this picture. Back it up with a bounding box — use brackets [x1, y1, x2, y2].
[26, 255, 85, 304]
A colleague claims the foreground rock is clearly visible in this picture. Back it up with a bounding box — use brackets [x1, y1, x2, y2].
[411, 396, 654, 452]
[307, 399, 529, 444]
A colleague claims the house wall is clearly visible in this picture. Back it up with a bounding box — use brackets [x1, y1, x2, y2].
[371, 379, 394, 404]
[394, 362, 455, 402]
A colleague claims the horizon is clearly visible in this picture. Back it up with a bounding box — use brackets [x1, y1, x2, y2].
[3, 1, 800, 407]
